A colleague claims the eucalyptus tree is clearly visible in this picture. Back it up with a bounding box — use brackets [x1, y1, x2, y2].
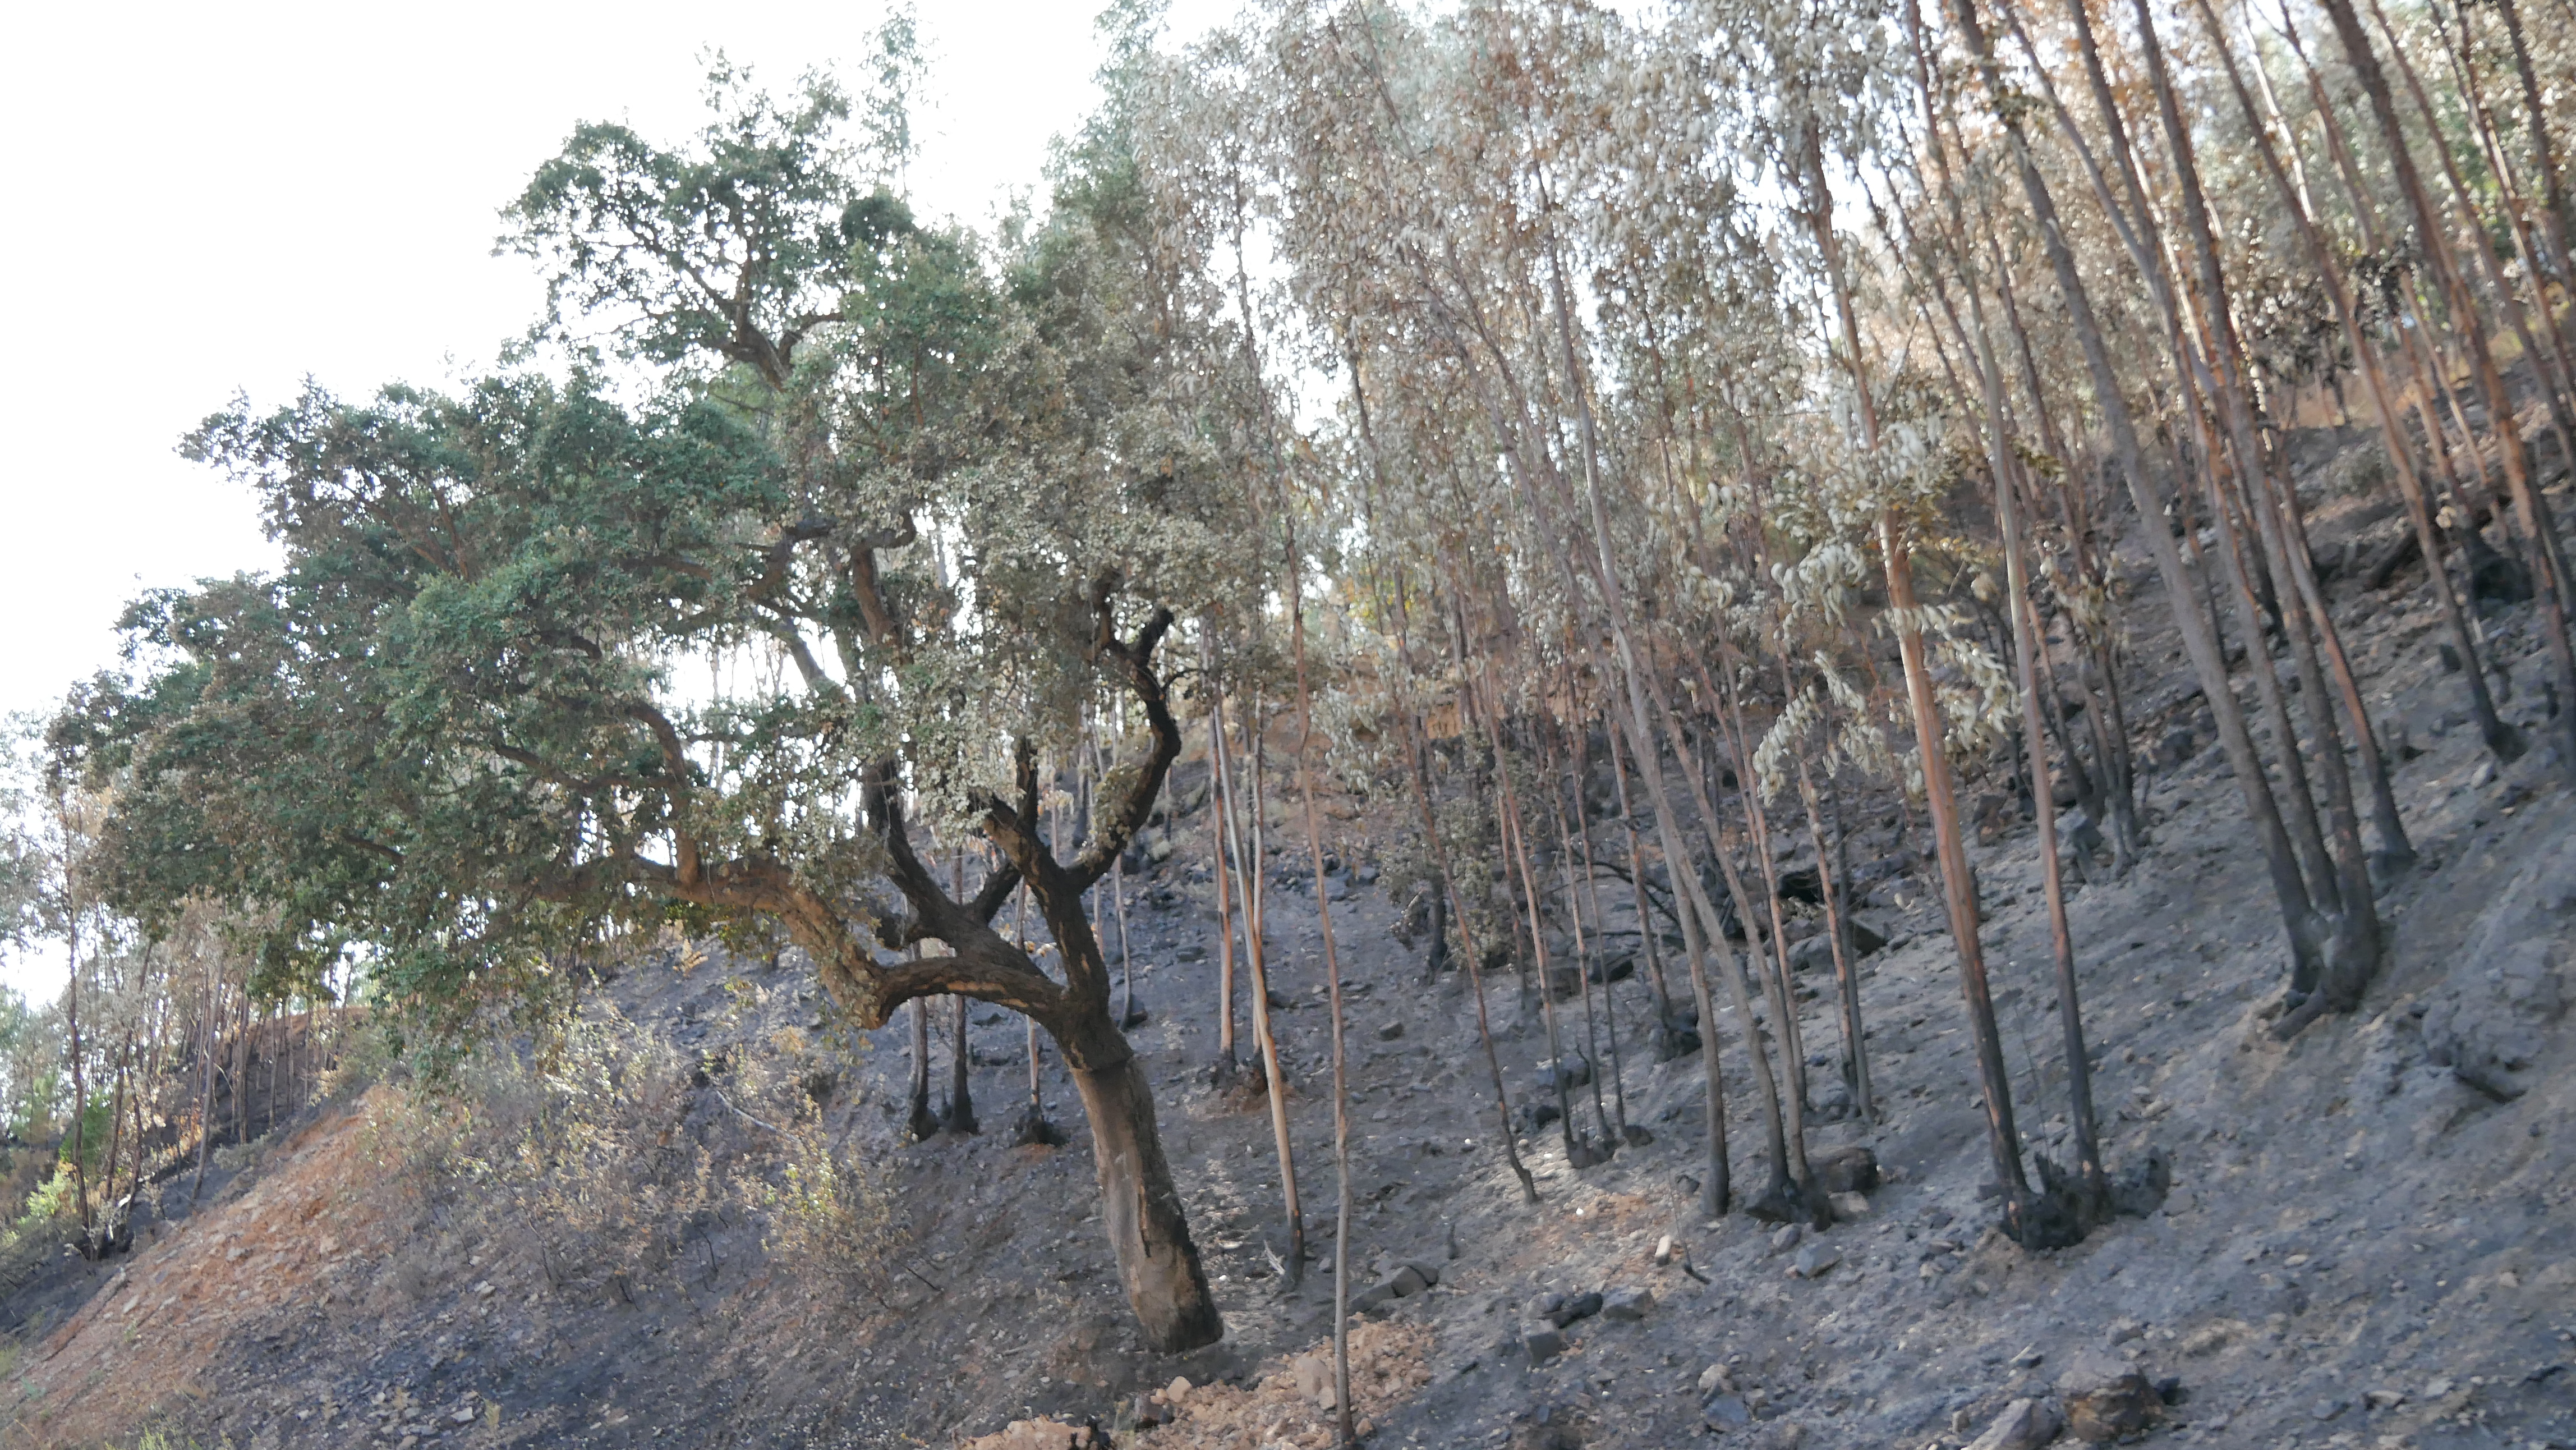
[56, 68, 1259, 1351]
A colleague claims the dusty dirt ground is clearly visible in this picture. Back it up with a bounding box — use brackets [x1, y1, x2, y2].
[2, 422, 2570, 1450]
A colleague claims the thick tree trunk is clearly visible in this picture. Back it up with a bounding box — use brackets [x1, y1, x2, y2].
[1063, 1051, 1223, 1353]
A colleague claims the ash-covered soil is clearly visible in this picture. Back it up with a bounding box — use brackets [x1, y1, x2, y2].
[4, 428, 2572, 1450]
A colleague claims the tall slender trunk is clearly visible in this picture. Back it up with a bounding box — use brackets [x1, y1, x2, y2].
[1548, 724, 1618, 1144]
[1963, 223, 2113, 1228]
[1379, 611, 1538, 1203]
[2489, 0, 2572, 260]
[1531, 237, 1745, 1219]
[1482, 683, 1582, 1164]
[1112, 857, 1139, 1029]
[908, 994, 937, 1141]
[1213, 690, 1309, 1276]
[1563, 725, 1635, 1140]
[2000, 0, 2339, 987]
[1818, 35, 2030, 1231]
[1283, 507, 1360, 1450]
[95, 1030, 132, 1254]
[1640, 668, 1810, 1218]
[189, 970, 218, 1210]
[67, 919, 89, 1234]
[1788, 732, 1872, 1123]
[1606, 722, 1676, 1029]
[1207, 695, 1243, 1085]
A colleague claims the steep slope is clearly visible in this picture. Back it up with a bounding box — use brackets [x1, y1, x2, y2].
[3, 429, 2572, 1450]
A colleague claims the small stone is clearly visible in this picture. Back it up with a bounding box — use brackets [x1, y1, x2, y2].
[2311, 1397, 2345, 1421]
[1392, 1261, 1439, 1295]
[1290, 1352, 1333, 1404]
[1790, 1241, 1841, 1279]
[1533, 1054, 1594, 1092]
[1351, 1277, 1403, 1315]
[2423, 1376, 2455, 1399]
[1964, 1397, 2063, 1450]
[1377, 1021, 1405, 1041]
[1769, 1224, 1804, 1256]
[2010, 1344, 2044, 1368]
[1600, 1286, 1654, 1321]
[1698, 1364, 1738, 1396]
[1700, 1392, 1752, 1430]
[1522, 1323, 1566, 1365]
[2106, 1318, 2146, 1345]
[1828, 1191, 1870, 1220]
[1556, 1290, 1603, 1324]
[1165, 1376, 1193, 1405]
[2363, 1388, 2405, 1411]
[1653, 1234, 1676, 1265]
[450, 1407, 477, 1425]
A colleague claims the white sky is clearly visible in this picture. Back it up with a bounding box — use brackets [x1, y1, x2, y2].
[0, 0, 1234, 998]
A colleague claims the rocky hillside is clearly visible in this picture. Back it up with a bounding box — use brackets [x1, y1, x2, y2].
[2, 427, 2571, 1450]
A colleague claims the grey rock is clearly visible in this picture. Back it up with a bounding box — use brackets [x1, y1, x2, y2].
[1599, 1286, 1653, 1321]
[1787, 919, 1891, 974]
[1700, 1393, 1752, 1430]
[1790, 1241, 1841, 1279]
[2421, 938, 2564, 1099]
[1768, 1224, 1804, 1256]
[2152, 727, 2195, 771]
[1376, 1021, 1406, 1041]
[1521, 1322, 1566, 1365]
[2057, 807, 2105, 857]
[1813, 1081, 1855, 1120]
[2058, 1347, 2157, 1442]
[1534, 1054, 1594, 1093]
[1965, 1397, 2063, 1450]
